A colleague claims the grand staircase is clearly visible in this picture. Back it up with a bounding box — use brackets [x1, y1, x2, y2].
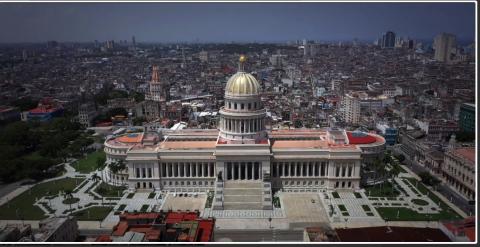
[223, 181, 264, 210]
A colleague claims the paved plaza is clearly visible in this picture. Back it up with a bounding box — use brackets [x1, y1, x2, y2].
[281, 193, 329, 223]
[161, 193, 206, 212]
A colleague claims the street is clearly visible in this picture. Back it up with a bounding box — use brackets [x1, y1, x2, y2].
[214, 229, 304, 242]
[398, 152, 475, 216]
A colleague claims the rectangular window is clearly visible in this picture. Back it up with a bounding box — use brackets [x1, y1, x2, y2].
[142, 168, 146, 178]
[148, 168, 152, 178]
[136, 168, 140, 178]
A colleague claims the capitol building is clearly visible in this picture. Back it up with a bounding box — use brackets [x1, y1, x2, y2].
[103, 56, 386, 210]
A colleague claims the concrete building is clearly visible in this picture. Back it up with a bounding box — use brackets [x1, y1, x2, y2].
[199, 51, 209, 63]
[376, 122, 398, 146]
[103, 57, 385, 211]
[381, 31, 396, 49]
[434, 33, 457, 63]
[459, 103, 475, 133]
[78, 103, 96, 128]
[34, 217, 78, 242]
[343, 93, 361, 125]
[442, 147, 475, 201]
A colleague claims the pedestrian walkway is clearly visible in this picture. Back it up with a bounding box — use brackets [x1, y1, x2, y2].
[202, 208, 285, 219]
[319, 191, 384, 224]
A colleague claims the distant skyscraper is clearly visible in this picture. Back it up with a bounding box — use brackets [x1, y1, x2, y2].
[433, 33, 457, 63]
[381, 31, 395, 49]
[132, 36, 136, 47]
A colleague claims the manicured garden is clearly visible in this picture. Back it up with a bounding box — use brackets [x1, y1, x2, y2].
[0, 177, 84, 220]
[71, 206, 113, 221]
[365, 181, 400, 197]
[72, 150, 106, 174]
[404, 178, 462, 219]
[376, 206, 462, 221]
[94, 182, 126, 197]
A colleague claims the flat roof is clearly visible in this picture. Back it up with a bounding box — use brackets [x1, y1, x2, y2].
[160, 141, 217, 150]
[117, 133, 144, 143]
[272, 140, 328, 149]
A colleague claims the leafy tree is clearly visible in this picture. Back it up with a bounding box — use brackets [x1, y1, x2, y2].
[132, 92, 145, 103]
[96, 155, 106, 170]
[294, 119, 303, 128]
[419, 172, 441, 187]
[132, 116, 146, 126]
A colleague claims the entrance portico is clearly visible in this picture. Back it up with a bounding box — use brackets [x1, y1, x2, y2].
[225, 161, 262, 180]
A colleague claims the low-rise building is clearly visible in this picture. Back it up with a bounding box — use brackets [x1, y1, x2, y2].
[96, 211, 215, 242]
[34, 217, 78, 242]
[442, 147, 475, 201]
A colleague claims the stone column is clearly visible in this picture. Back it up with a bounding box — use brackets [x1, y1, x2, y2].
[237, 163, 241, 180]
[300, 162, 304, 177]
[251, 162, 255, 180]
[207, 162, 211, 177]
[189, 163, 192, 177]
[294, 163, 297, 177]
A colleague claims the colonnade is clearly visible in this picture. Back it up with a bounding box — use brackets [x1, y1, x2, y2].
[272, 161, 357, 178]
[221, 118, 264, 133]
[225, 162, 262, 180]
[161, 162, 215, 178]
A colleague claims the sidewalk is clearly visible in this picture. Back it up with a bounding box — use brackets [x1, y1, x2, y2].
[331, 220, 441, 229]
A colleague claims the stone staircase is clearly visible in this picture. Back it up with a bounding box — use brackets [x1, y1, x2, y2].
[223, 181, 264, 210]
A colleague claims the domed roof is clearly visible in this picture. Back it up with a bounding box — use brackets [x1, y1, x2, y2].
[225, 55, 261, 96]
[225, 72, 261, 96]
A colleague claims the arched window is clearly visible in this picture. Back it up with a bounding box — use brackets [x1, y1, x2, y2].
[241, 103, 244, 110]
[234, 103, 237, 109]
[248, 103, 251, 110]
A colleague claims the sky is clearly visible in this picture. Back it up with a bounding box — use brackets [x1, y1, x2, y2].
[0, 2, 475, 43]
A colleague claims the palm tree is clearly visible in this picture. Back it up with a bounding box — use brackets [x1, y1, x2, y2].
[64, 189, 74, 212]
[91, 173, 100, 182]
[109, 160, 126, 185]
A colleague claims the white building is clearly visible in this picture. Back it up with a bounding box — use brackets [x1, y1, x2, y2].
[104, 56, 385, 211]
[343, 93, 361, 125]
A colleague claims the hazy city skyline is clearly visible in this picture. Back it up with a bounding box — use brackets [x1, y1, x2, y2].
[0, 2, 475, 43]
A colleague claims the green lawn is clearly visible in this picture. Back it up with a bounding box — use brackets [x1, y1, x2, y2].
[332, 192, 340, 198]
[140, 204, 149, 212]
[0, 177, 84, 220]
[94, 182, 127, 197]
[71, 206, 113, 221]
[148, 192, 156, 199]
[376, 207, 463, 221]
[72, 150, 106, 174]
[365, 182, 400, 197]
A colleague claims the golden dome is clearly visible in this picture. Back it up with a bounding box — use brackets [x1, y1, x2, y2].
[239, 55, 247, 63]
[225, 72, 261, 96]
